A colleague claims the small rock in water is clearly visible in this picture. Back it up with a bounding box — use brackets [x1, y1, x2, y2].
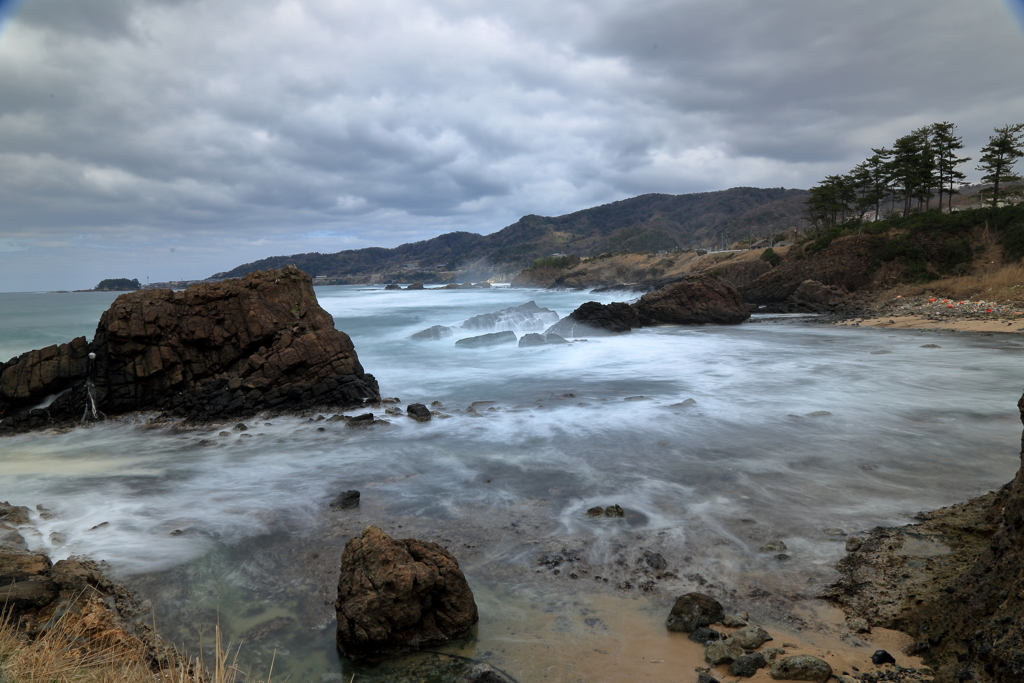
[406, 403, 432, 422]
[666, 592, 724, 632]
[170, 529, 184, 536]
[846, 537, 863, 552]
[645, 552, 667, 570]
[670, 398, 698, 408]
[586, 506, 604, 517]
[759, 540, 787, 553]
[920, 343, 941, 348]
[687, 626, 722, 644]
[871, 650, 896, 666]
[603, 504, 624, 518]
[218, 431, 230, 436]
[696, 674, 722, 683]
[385, 406, 403, 416]
[769, 654, 832, 682]
[330, 490, 360, 510]
[870, 350, 893, 355]
[455, 331, 517, 348]
[232, 422, 248, 431]
[346, 413, 374, 427]
[730, 651, 767, 677]
[824, 527, 846, 537]
[727, 624, 771, 649]
[430, 400, 443, 407]
[721, 613, 747, 628]
[704, 639, 743, 666]
[624, 395, 650, 401]
[805, 411, 832, 417]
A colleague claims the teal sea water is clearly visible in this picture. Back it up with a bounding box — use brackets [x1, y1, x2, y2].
[2, 286, 1023, 680]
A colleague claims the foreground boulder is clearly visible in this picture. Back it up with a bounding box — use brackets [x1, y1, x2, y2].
[634, 274, 749, 325]
[769, 654, 832, 682]
[0, 266, 379, 433]
[666, 592, 724, 632]
[335, 525, 478, 660]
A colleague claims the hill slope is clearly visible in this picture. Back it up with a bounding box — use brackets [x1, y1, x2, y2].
[212, 187, 808, 282]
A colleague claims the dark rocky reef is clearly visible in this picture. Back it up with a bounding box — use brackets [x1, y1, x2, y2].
[824, 391, 1024, 682]
[335, 525, 478, 660]
[0, 266, 379, 434]
[545, 275, 749, 338]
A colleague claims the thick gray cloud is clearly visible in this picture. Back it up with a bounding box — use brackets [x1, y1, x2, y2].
[0, 0, 1022, 290]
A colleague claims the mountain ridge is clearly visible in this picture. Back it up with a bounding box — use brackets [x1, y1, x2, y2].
[212, 186, 809, 282]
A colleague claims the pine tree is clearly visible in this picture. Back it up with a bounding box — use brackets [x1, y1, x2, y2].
[929, 122, 970, 212]
[977, 124, 1024, 208]
[890, 130, 934, 217]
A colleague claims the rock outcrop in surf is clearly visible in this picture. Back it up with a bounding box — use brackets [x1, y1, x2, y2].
[545, 274, 749, 337]
[335, 525, 478, 660]
[824, 390, 1024, 682]
[0, 266, 379, 434]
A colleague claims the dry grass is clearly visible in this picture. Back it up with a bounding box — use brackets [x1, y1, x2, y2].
[928, 262, 1024, 302]
[0, 610, 270, 683]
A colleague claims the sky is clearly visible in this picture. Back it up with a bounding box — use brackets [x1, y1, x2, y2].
[1, 0, 1023, 291]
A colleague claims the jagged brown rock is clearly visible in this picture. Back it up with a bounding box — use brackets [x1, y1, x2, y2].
[634, 274, 749, 325]
[0, 266, 378, 433]
[823, 390, 1024, 682]
[335, 525, 478, 660]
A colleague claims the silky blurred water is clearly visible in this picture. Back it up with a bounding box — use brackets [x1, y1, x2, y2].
[2, 286, 1023, 680]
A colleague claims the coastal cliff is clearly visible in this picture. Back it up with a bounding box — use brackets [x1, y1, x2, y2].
[0, 266, 378, 434]
[825, 391, 1024, 682]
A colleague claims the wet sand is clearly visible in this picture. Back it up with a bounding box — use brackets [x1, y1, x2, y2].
[836, 314, 1024, 334]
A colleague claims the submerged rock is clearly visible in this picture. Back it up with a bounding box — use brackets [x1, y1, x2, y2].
[687, 626, 721, 644]
[460, 301, 559, 333]
[769, 654, 832, 682]
[335, 525, 478, 660]
[410, 325, 453, 340]
[518, 333, 569, 347]
[666, 592, 724, 632]
[330, 490, 360, 510]
[455, 331, 517, 348]
[0, 266, 379, 434]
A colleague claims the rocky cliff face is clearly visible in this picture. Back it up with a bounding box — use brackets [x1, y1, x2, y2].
[0, 266, 378, 433]
[825, 392, 1024, 682]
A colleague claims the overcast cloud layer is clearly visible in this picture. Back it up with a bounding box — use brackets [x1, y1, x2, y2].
[1, 0, 1023, 291]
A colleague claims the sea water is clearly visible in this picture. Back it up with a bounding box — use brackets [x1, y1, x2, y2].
[2, 286, 1022, 681]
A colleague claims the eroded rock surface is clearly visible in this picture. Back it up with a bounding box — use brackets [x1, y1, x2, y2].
[0, 266, 379, 433]
[634, 274, 749, 325]
[335, 525, 478, 660]
[0, 544, 179, 669]
[823, 391, 1024, 682]
[545, 301, 640, 337]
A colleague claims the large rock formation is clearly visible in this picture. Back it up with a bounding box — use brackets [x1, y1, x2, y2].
[634, 274, 749, 325]
[0, 266, 378, 433]
[824, 391, 1024, 682]
[545, 301, 641, 337]
[545, 275, 748, 338]
[335, 525, 478, 660]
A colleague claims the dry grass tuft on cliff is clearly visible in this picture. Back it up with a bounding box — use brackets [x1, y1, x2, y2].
[0, 611, 269, 683]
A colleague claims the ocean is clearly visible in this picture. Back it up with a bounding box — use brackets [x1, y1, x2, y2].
[2, 285, 1022, 681]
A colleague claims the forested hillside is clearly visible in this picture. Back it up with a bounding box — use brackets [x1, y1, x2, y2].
[212, 187, 808, 282]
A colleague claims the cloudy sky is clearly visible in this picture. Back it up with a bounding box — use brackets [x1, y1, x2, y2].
[1, 0, 1023, 291]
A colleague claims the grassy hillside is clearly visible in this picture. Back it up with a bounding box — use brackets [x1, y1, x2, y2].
[212, 187, 808, 281]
